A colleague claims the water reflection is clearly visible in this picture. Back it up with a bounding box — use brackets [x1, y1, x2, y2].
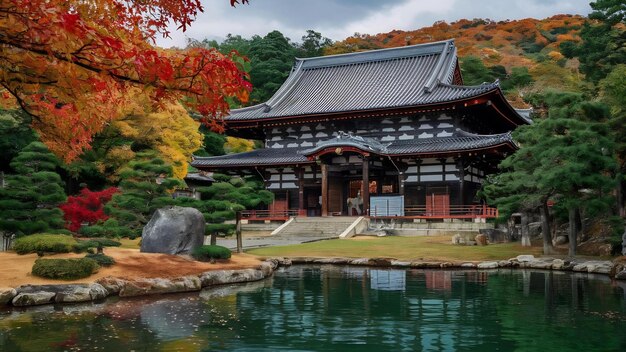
[0, 267, 625, 351]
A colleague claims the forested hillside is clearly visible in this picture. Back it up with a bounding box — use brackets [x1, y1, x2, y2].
[326, 15, 591, 107]
[201, 15, 596, 109]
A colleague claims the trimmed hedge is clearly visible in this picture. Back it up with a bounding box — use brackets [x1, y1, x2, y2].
[73, 238, 121, 253]
[85, 253, 116, 267]
[13, 234, 78, 255]
[78, 219, 132, 238]
[31, 258, 99, 280]
[192, 245, 232, 261]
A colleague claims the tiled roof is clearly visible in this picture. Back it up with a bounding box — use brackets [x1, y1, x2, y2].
[184, 173, 215, 183]
[191, 131, 515, 168]
[224, 40, 502, 121]
[386, 133, 514, 155]
[514, 108, 533, 124]
[192, 147, 310, 167]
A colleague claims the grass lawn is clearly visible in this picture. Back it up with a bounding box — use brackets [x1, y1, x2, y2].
[248, 235, 545, 262]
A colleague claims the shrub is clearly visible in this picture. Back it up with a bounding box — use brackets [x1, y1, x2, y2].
[78, 219, 132, 238]
[59, 187, 119, 232]
[85, 253, 116, 267]
[73, 238, 121, 253]
[13, 234, 78, 255]
[192, 245, 232, 261]
[31, 258, 99, 280]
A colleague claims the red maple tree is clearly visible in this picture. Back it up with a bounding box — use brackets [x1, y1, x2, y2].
[0, 0, 251, 161]
[60, 187, 119, 232]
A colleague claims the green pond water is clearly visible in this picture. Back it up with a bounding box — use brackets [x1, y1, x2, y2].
[1, 266, 626, 351]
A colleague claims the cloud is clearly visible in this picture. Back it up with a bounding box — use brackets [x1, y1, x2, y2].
[330, 0, 456, 38]
[156, 0, 592, 48]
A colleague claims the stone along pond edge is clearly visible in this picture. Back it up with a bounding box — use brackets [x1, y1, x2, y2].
[2, 255, 626, 308]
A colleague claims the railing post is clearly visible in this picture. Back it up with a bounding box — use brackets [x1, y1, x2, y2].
[236, 211, 243, 254]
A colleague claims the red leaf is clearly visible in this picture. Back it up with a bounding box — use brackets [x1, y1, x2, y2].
[61, 13, 80, 33]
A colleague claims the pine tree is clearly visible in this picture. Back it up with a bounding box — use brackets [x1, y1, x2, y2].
[599, 65, 626, 217]
[0, 142, 66, 236]
[485, 91, 617, 256]
[175, 173, 273, 244]
[103, 151, 182, 237]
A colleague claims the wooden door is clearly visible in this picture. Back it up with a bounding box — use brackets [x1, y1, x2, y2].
[328, 177, 343, 215]
[426, 194, 450, 216]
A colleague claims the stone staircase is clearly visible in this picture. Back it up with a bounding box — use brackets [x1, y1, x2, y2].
[271, 217, 360, 240]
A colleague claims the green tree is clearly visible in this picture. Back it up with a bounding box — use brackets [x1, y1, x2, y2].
[483, 117, 559, 255]
[500, 67, 534, 91]
[560, 1, 625, 83]
[485, 91, 616, 256]
[460, 56, 496, 85]
[247, 31, 298, 104]
[589, 0, 626, 26]
[298, 30, 333, 57]
[194, 126, 227, 157]
[0, 142, 66, 236]
[599, 65, 626, 217]
[103, 151, 182, 237]
[175, 174, 273, 244]
[0, 109, 36, 172]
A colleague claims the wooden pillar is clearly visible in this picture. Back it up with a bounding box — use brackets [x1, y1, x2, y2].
[362, 156, 370, 216]
[398, 171, 405, 196]
[235, 211, 243, 253]
[457, 158, 466, 206]
[321, 163, 329, 217]
[297, 167, 305, 216]
[396, 159, 406, 196]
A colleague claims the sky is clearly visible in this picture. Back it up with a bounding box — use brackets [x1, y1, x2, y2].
[156, 0, 593, 48]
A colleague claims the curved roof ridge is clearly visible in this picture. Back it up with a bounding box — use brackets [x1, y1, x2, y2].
[438, 81, 500, 90]
[424, 40, 453, 93]
[226, 102, 268, 114]
[296, 39, 455, 69]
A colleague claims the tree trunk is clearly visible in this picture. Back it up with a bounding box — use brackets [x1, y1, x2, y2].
[622, 225, 626, 256]
[541, 200, 554, 255]
[568, 207, 577, 256]
[575, 208, 583, 241]
[618, 176, 624, 218]
[210, 232, 217, 245]
[521, 213, 531, 247]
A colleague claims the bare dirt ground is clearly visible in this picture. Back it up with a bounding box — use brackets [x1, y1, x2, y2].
[0, 248, 262, 289]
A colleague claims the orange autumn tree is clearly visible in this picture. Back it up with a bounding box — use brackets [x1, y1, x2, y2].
[0, 0, 251, 162]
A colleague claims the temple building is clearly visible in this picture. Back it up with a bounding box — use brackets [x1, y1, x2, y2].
[191, 40, 530, 221]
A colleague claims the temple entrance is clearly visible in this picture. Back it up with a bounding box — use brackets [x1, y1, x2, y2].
[319, 153, 404, 217]
[303, 186, 321, 217]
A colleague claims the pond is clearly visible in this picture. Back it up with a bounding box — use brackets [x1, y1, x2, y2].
[1, 266, 626, 351]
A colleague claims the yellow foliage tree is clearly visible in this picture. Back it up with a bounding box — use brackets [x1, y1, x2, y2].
[224, 137, 255, 153]
[113, 101, 203, 179]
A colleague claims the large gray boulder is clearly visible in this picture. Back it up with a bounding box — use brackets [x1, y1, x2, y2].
[141, 206, 205, 255]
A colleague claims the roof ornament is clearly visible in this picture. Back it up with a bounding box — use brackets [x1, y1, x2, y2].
[329, 131, 390, 153]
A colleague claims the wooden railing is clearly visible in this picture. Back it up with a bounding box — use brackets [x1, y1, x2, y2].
[240, 209, 305, 221]
[242, 205, 498, 221]
[370, 205, 498, 219]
